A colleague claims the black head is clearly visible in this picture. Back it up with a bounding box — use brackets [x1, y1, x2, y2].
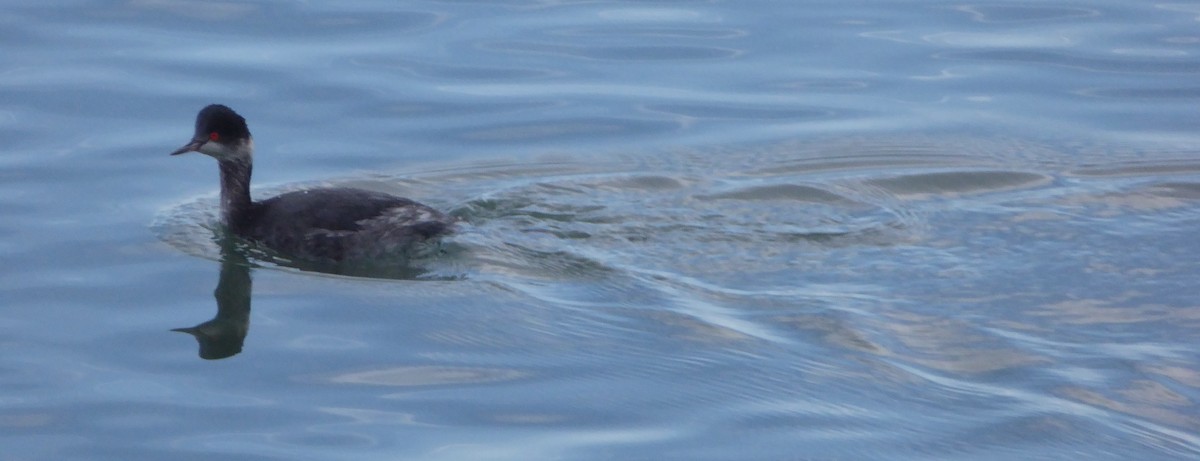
[194, 104, 250, 144]
[170, 104, 253, 158]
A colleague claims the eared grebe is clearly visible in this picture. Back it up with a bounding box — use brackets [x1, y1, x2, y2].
[171, 104, 453, 262]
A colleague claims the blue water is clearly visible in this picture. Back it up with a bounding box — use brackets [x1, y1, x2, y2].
[3, 1, 1199, 459]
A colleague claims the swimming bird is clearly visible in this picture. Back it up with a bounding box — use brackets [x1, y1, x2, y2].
[170, 104, 453, 262]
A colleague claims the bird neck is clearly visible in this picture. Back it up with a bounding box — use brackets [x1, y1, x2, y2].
[218, 157, 254, 231]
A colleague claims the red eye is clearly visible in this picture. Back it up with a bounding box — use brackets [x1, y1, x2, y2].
[209, 132, 220, 141]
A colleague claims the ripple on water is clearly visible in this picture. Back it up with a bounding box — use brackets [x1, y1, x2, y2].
[482, 41, 741, 61]
[323, 366, 526, 387]
[454, 117, 680, 143]
[696, 183, 866, 204]
[935, 49, 1200, 74]
[642, 103, 842, 121]
[1075, 87, 1200, 99]
[551, 26, 746, 39]
[866, 170, 1052, 198]
[349, 56, 561, 81]
[955, 4, 1101, 23]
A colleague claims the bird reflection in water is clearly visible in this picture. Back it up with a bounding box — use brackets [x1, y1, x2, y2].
[173, 235, 252, 360]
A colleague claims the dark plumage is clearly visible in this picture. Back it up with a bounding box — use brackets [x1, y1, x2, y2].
[171, 104, 453, 262]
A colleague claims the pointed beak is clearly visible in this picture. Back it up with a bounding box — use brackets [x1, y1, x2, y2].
[170, 138, 206, 156]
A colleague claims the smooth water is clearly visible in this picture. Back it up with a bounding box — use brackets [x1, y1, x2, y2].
[3, 1, 1199, 460]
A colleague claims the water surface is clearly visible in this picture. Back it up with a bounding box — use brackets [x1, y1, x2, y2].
[2, 1, 1199, 460]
